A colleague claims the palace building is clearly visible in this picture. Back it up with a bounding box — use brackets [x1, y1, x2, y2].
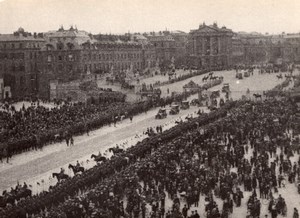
[0, 27, 156, 100]
[187, 23, 234, 69]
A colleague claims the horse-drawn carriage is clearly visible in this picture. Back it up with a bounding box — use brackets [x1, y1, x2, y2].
[169, 104, 180, 115]
[180, 101, 190, 110]
[155, 108, 167, 119]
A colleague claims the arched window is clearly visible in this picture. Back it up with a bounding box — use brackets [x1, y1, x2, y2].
[47, 55, 52, 62]
[20, 76, 24, 87]
[57, 42, 64, 50]
[67, 43, 74, 50]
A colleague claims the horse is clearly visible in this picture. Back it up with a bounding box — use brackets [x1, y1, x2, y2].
[202, 76, 209, 82]
[52, 173, 70, 182]
[109, 147, 124, 155]
[253, 93, 262, 99]
[276, 74, 283, 79]
[210, 76, 218, 81]
[285, 74, 291, 79]
[68, 164, 84, 174]
[91, 154, 107, 162]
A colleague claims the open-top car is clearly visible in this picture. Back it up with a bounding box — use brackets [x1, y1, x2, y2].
[155, 108, 167, 119]
[169, 104, 180, 115]
[180, 101, 190, 110]
[236, 72, 243, 79]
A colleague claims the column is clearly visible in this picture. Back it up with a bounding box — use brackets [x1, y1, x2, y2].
[218, 37, 221, 55]
[210, 37, 213, 55]
[202, 37, 205, 56]
[193, 38, 196, 55]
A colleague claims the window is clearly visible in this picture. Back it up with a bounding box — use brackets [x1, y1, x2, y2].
[57, 42, 64, 50]
[68, 54, 74, 61]
[58, 64, 63, 71]
[47, 55, 52, 62]
[19, 43, 23, 49]
[58, 55, 63, 61]
[19, 63, 25, 71]
[20, 76, 24, 87]
[11, 64, 15, 71]
[11, 43, 15, 49]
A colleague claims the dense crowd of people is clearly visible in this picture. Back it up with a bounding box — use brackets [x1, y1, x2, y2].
[0, 96, 299, 218]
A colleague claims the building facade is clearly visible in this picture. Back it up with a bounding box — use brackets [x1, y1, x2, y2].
[187, 23, 234, 69]
[0, 28, 45, 98]
[0, 27, 156, 100]
[282, 34, 300, 64]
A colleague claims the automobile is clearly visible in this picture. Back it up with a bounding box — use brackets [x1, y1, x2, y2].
[236, 72, 243, 79]
[169, 104, 180, 115]
[210, 90, 220, 98]
[222, 83, 230, 93]
[155, 108, 167, 119]
[244, 71, 250, 77]
[180, 101, 190, 110]
[190, 99, 200, 106]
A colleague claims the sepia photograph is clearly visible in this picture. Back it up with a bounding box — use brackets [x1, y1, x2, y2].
[0, 0, 300, 217]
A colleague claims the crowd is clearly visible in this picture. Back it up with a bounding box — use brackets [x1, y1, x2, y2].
[0, 96, 299, 218]
[0, 100, 153, 159]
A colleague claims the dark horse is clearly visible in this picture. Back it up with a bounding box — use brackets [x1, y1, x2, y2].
[68, 164, 84, 174]
[52, 173, 70, 182]
[91, 154, 107, 162]
[108, 147, 124, 155]
[202, 75, 209, 82]
[253, 93, 262, 99]
[276, 74, 283, 79]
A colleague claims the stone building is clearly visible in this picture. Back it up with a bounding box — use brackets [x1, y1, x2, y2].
[145, 30, 188, 68]
[0, 26, 157, 100]
[282, 34, 300, 64]
[187, 23, 234, 69]
[0, 28, 45, 98]
[147, 33, 176, 65]
[231, 32, 285, 66]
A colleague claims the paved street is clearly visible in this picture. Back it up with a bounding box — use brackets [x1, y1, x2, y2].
[0, 70, 291, 194]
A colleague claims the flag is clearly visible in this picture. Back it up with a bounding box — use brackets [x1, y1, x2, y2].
[37, 182, 40, 186]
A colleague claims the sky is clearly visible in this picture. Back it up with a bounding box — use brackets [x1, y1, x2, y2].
[0, 0, 300, 34]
